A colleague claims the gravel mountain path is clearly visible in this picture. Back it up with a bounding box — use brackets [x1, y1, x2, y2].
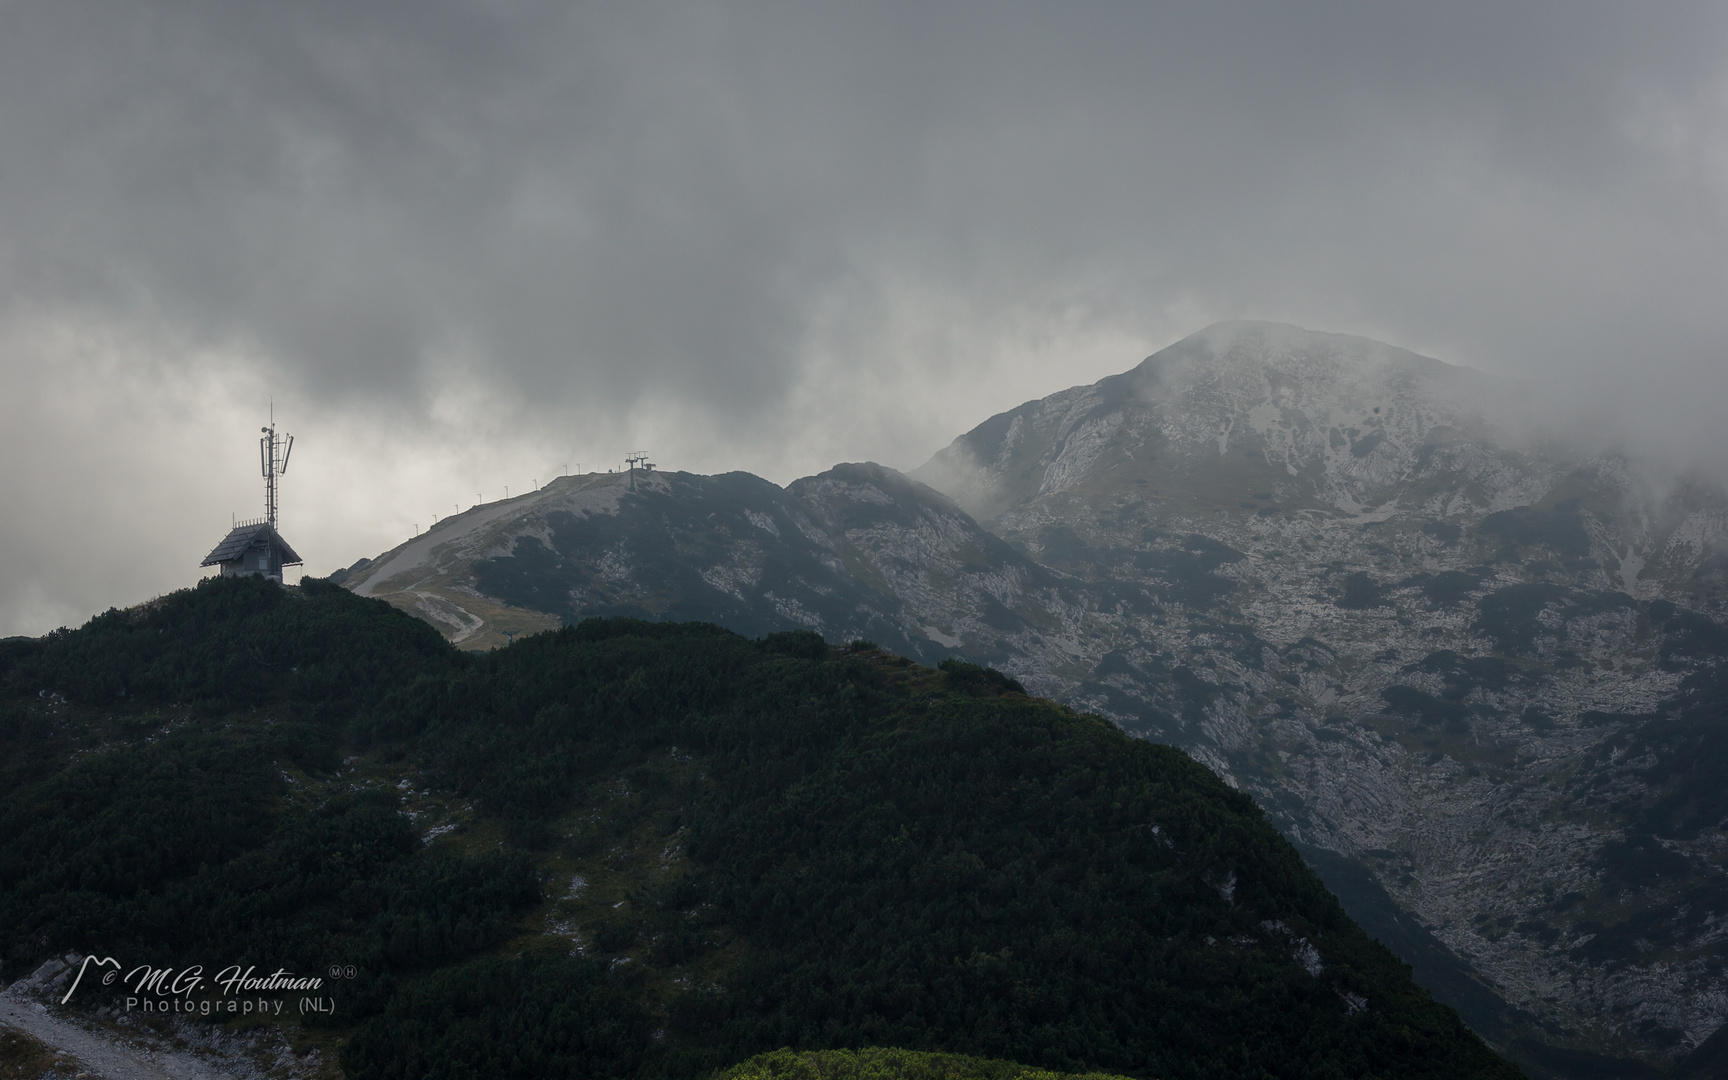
[2, 982, 233, 1080]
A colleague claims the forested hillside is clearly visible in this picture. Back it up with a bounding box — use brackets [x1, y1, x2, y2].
[0, 577, 1519, 1079]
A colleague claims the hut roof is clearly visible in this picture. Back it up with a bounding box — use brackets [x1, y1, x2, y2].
[200, 522, 303, 567]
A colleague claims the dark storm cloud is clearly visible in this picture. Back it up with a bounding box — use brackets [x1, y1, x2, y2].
[2, 1, 1726, 632]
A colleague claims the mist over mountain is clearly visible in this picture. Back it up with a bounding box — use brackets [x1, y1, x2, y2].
[337, 321, 1728, 1078]
[7, 5, 1728, 647]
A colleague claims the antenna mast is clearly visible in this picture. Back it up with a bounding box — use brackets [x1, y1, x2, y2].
[261, 414, 293, 528]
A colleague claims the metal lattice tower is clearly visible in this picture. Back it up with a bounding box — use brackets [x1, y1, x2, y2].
[261, 411, 294, 527]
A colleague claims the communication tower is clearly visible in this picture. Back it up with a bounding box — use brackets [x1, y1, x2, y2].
[261, 415, 294, 527]
[200, 408, 303, 583]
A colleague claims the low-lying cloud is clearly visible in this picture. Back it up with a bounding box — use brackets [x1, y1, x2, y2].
[2, 1, 1725, 634]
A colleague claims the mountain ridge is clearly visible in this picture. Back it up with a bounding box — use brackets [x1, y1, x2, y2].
[335, 320, 1728, 1077]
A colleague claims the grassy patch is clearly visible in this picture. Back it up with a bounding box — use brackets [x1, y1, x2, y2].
[0, 1028, 60, 1078]
[716, 1047, 1137, 1080]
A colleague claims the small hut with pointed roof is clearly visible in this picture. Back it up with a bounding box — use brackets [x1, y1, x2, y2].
[201, 520, 302, 582]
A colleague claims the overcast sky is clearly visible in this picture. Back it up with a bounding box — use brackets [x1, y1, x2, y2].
[2, 1, 1726, 635]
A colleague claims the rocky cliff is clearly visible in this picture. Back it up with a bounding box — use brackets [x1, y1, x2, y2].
[913, 321, 1728, 1076]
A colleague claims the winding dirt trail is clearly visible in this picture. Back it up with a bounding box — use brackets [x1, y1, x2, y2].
[1, 986, 231, 1079]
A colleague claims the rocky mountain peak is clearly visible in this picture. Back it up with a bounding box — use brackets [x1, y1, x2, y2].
[914, 320, 1525, 525]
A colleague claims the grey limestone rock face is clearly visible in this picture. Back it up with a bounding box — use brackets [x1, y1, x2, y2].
[913, 321, 1728, 1076]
